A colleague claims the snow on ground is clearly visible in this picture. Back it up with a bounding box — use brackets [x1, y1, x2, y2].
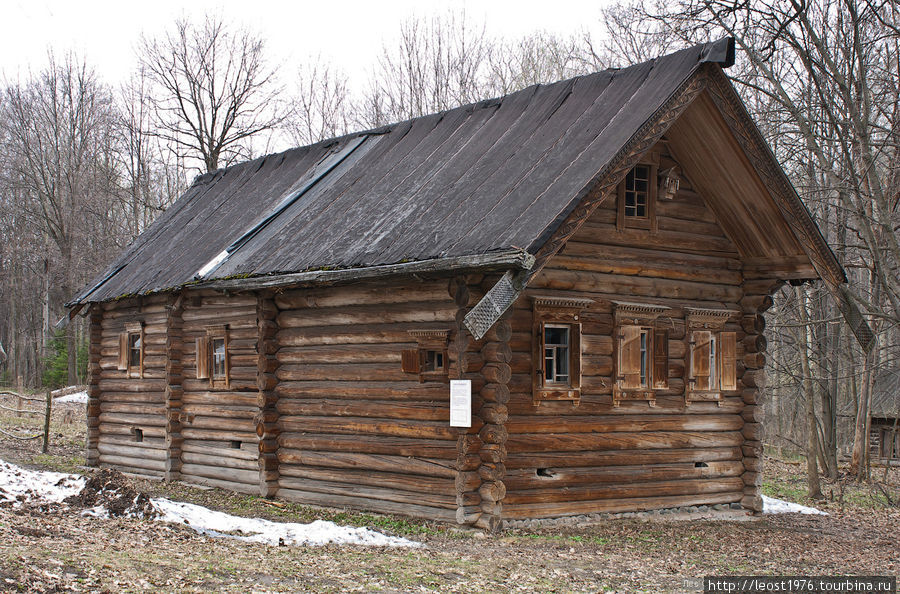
[153, 498, 421, 547]
[55, 391, 87, 404]
[762, 495, 827, 515]
[0, 459, 420, 548]
[0, 460, 85, 505]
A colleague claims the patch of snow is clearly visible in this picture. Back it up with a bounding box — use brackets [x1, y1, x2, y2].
[0, 459, 421, 548]
[0, 460, 85, 506]
[55, 391, 87, 404]
[762, 495, 827, 515]
[151, 498, 422, 548]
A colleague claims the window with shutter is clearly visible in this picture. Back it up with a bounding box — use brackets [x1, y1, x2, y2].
[532, 296, 592, 405]
[203, 325, 229, 388]
[402, 330, 449, 382]
[122, 322, 143, 378]
[617, 158, 659, 232]
[613, 302, 670, 407]
[685, 309, 739, 405]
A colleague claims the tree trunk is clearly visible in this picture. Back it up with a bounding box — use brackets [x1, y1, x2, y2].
[796, 286, 822, 500]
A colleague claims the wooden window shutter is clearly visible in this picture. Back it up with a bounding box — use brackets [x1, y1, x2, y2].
[196, 337, 210, 380]
[570, 323, 582, 391]
[653, 329, 668, 389]
[117, 332, 128, 371]
[720, 331, 737, 391]
[619, 325, 643, 389]
[401, 349, 421, 374]
[690, 331, 711, 391]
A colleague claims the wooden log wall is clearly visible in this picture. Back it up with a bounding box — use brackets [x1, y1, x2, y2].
[164, 294, 184, 481]
[256, 293, 280, 497]
[97, 295, 169, 478]
[179, 293, 261, 493]
[86, 306, 103, 467]
[738, 279, 781, 512]
[503, 142, 753, 519]
[274, 279, 462, 521]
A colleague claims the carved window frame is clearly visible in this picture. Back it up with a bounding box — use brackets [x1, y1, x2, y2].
[685, 308, 739, 405]
[402, 330, 450, 383]
[613, 302, 670, 407]
[532, 296, 593, 405]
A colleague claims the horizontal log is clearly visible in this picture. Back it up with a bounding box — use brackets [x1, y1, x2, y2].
[180, 428, 258, 442]
[180, 475, 260, 495]
[97, 391, 166, 404]
[501, 491, 742, 519]
[275, 380, 451, 400]
[183, 415, 255, 432]
[277, 344, 402, 365]
[181, 451, 258, 471]
[277, 303, 455, 329]
[98, 453, 165, 473]
[575, 221, 739, 256]
[180, 440, 259, 461]
[276, 282, 452, 310]
[506, 414, 743, 434]
[535, 268, 743, 302]
[549, 255, 742, 286]
[279, 433, 458, 458]
[277, 450, 456, 478]
[503, 476, 744, 505]
[181, 404, 258, 419]
[506, 431, 744, 453]
[276, 399, 449, 422]
[278, 477, 457, 510]
[277, 363, 417, 383]
[278, 415, 464, 440]
[181, 391, 258, 407]
[181, 463, 259, 486]
[505, 460, 743, 491]
[277, 486, 458, 520]
[98, 442, 167, 460]
[278, 465, 454, 496]
[98, 412, 166, 427]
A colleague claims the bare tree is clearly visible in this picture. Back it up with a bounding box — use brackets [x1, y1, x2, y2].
[139, 15, 284, 173]
[286, 60, 352, 146]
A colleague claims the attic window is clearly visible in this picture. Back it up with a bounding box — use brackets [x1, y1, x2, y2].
[617, 161, 658, 231]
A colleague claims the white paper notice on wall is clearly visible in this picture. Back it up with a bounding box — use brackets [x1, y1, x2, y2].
[449, 380, 472, 428]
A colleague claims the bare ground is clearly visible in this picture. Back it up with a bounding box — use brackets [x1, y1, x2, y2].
[0, 394, 898, 593]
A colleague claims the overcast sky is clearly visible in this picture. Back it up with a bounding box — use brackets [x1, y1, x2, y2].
[1, 0, 612, 87]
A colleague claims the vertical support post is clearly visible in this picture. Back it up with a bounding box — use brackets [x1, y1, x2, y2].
[86, 305, 103, 466]
[164, 293, 185, 481]
[42, 391, 51, 453]
[256, 292, 280, 498]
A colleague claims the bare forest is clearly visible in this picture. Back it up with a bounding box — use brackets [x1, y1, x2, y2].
[1, 2, 899, 490]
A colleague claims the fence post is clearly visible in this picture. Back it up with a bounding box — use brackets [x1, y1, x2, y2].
[42, 391, 51, 453]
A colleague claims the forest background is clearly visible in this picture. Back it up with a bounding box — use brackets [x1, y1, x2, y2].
[1, 0, 897, 490]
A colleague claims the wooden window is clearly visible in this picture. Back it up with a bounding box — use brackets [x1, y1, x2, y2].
[532, 296, 593, 405]
[880, 427, 899, 460]
[197, 325, 229, 388]
[617, 160, 658, 231]
[686, 309, 739, 405]
[613, 303, 670, 407]
[118, 322, 144, 378]
[403, 330, 450, 382]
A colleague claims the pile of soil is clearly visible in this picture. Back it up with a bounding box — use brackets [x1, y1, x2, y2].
[64, 468, 157, 518]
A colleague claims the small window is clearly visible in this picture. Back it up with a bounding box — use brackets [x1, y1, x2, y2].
[197, 325, 229, 388]
[613, 302, 670, 407]
[685, 308, 739, 405]
[617, 161, 658, 231]
[402, 330, 450, 382]
[118, 322, 144, 378]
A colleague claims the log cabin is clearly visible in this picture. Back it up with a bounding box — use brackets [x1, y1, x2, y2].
[68, 38, 872, 530]
[870, 370, 899, 464]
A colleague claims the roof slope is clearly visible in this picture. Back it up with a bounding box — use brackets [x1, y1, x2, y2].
[73, 39, 738, 304]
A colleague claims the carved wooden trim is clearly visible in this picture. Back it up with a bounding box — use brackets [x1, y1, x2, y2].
[407, 329, 451, 341]
[531, 296, 594, 312]
[527, 65, 712, 281]
[685, 307, 739, 330]
[613, 301, 670, 325]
